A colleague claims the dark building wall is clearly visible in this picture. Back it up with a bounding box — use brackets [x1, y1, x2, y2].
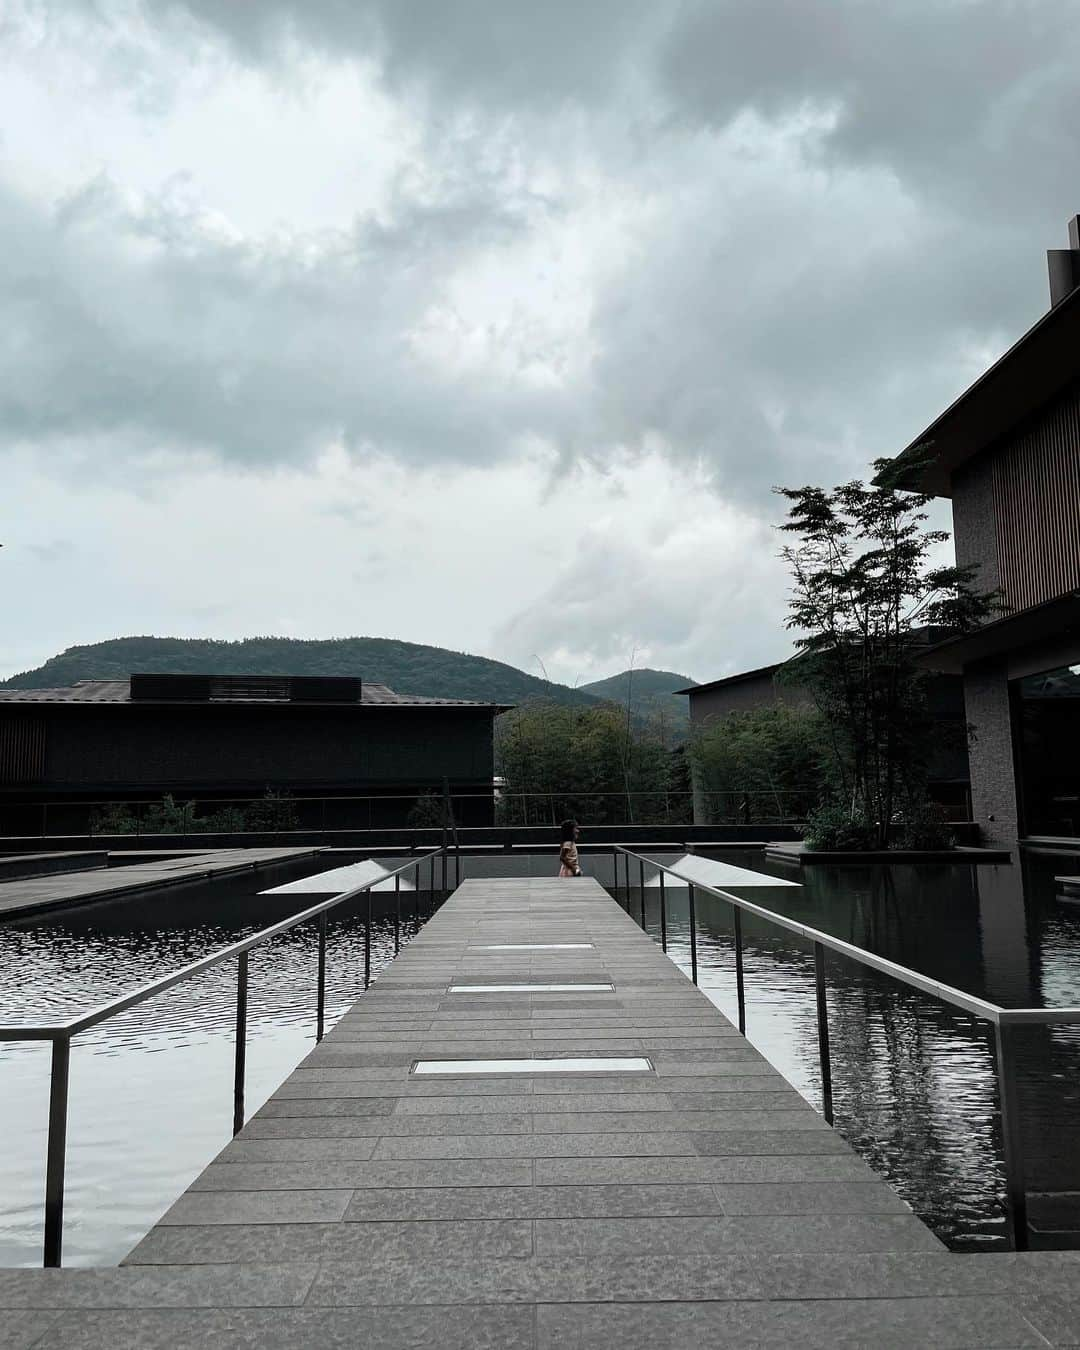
[953, 379, 1080, 615]
[992, 378, 1080, 611]
[686, 671, 810, 729]
[952, 450, 1001, 597]
[25, 706, 496, 791]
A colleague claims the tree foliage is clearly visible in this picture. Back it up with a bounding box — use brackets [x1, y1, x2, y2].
[691, 705, 831, 824]
[495, 702, 687, 825]
[777, 450, 995, 848]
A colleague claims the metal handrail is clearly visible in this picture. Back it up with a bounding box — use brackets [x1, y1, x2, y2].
[612, 844, 1072, 1253]
[0, 844, 458, 1267]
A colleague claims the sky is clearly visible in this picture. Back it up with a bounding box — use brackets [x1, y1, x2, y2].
[2, 1, 1078, 686]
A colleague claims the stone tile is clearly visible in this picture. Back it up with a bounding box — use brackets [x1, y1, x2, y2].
[344, 1183, 719, 1221]
[124, 1219, 533, 1266]
[307, 1253, 764, 1306]
[714, 1181, 911, 1215]
[193, 1159, 534, 1188]
[533, 1213, 943, 1256]
[372, 1132, 696, 1160]
[241, 1118, 388, 1140]
[248, 1111, 531, 1136]
[0, 1266, 316, 1309]
[532, 1108, 816, 1134]
[31, 1306, 533, 1349]
[535, 1297, 1046, 1348]
[693, 1129, 849, 1155]
[159, 1190, 351, 1224]
[0, 1310, 60, 1349]
[1017, 1291, 1080, 1346]
[535, 1155, 877, 1185]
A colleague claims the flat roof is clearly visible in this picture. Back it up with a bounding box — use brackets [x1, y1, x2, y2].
[879, 282, 1080, 497]
[673, 663, 782, 697]
[913, 592, 1080, 673]
[0, 678, 511, 712]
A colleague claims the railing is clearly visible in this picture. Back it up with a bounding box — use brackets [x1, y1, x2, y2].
[0, 844, 459, 1268]
[1, 789, 822, 838]
[612, 844, 1080, 1253]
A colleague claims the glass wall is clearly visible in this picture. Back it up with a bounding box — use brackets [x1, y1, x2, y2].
[1017, 664, 1080, 837]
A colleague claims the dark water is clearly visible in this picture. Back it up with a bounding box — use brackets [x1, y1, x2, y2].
[613, 847, 1080, 1251]
[0, 855, 431, 1267]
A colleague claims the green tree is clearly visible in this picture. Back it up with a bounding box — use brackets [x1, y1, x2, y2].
[495, 701, 682, 826]
[776, 451, 995, 848]
[691, 705, 830, 824]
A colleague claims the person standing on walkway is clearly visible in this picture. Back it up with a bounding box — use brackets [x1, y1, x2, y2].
[558, 819, 582, 877]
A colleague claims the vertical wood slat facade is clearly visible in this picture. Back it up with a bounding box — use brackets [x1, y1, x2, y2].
[993, 380, 1080, 612]
[0, 716, 47, 783]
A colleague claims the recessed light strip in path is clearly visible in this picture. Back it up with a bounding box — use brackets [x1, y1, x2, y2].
[447, 982, 614, 993]
[413, 1057, 652, 1075]
[471, 943, 594, 950]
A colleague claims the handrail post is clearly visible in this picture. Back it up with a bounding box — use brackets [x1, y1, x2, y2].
[43, 1034, 71, 1268]
[364, 887, 372, 990]
[394, 873, 401, 956]
[611, 847, 617, 900]
[688, 882, 698, 985]
[233, 951, 248, 1136]
[659, 870, 667, 952]
[813, 941, 833, 1125]
[733, 907, 746, 1035]
[316, 912, 327, 1043]
[994, 1021, 1029, 1250]
[639, 858, 646, 929]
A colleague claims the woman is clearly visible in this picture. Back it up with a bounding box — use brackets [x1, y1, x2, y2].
[558, 819, 582, 877]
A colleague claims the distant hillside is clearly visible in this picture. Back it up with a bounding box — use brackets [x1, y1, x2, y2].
[0, 636, 603, 708]
[580, 668, 696, 729]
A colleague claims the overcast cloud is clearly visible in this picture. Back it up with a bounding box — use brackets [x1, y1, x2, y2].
[2, 1, 1078, 685]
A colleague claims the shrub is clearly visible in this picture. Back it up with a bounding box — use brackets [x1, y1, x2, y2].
[891, 799, 954, 851]
[802, 802, 878, 852]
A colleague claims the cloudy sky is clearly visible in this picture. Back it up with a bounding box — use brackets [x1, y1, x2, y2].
[2, 1, 1078, 685]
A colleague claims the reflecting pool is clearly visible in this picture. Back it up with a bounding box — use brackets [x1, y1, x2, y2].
[622, 847, 1080, 1251]
[0, 854, 430, 1267]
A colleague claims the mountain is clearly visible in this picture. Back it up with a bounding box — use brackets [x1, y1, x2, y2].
[0, 636, 603, 708]
[579, 668, 697, 729]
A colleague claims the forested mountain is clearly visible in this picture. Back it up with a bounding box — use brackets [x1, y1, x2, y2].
[1, 636, 691, 716]
[579, 668, 696, 729]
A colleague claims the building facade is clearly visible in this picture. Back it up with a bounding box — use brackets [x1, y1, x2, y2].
[0, 673, 509, 834]
[677, 661, 970, 826]
[886, 218, 1080, 847]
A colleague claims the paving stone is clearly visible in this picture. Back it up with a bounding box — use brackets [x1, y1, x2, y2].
[692, 1129, 850, 1155]
[31, 1306, 533, 1349]
[534, 1297, 1046, 1348]
[0, 1266, 317, 1309]
[192, 1159, 534, 1188]
[372, 1132, 697, 1160]
[0, 1310, 61, 1349]
[344, 1183, 719, 1221]
[533, 1214, 943, 1256]
[124, 1219, 532, 1265]
[534, 1155, 878, 1185]
[159, 1190, 351, 1225]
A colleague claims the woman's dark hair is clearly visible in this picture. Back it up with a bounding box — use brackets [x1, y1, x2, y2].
[559, 818, 578, 842]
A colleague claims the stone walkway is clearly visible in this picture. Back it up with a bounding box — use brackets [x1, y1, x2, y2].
[0, 847, 323, 921]
[4, 876, 1080, 1346]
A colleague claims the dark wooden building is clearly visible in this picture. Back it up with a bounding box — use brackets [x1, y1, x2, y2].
[0, 673, 510, 834]
[885, 217, 1080, 846]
